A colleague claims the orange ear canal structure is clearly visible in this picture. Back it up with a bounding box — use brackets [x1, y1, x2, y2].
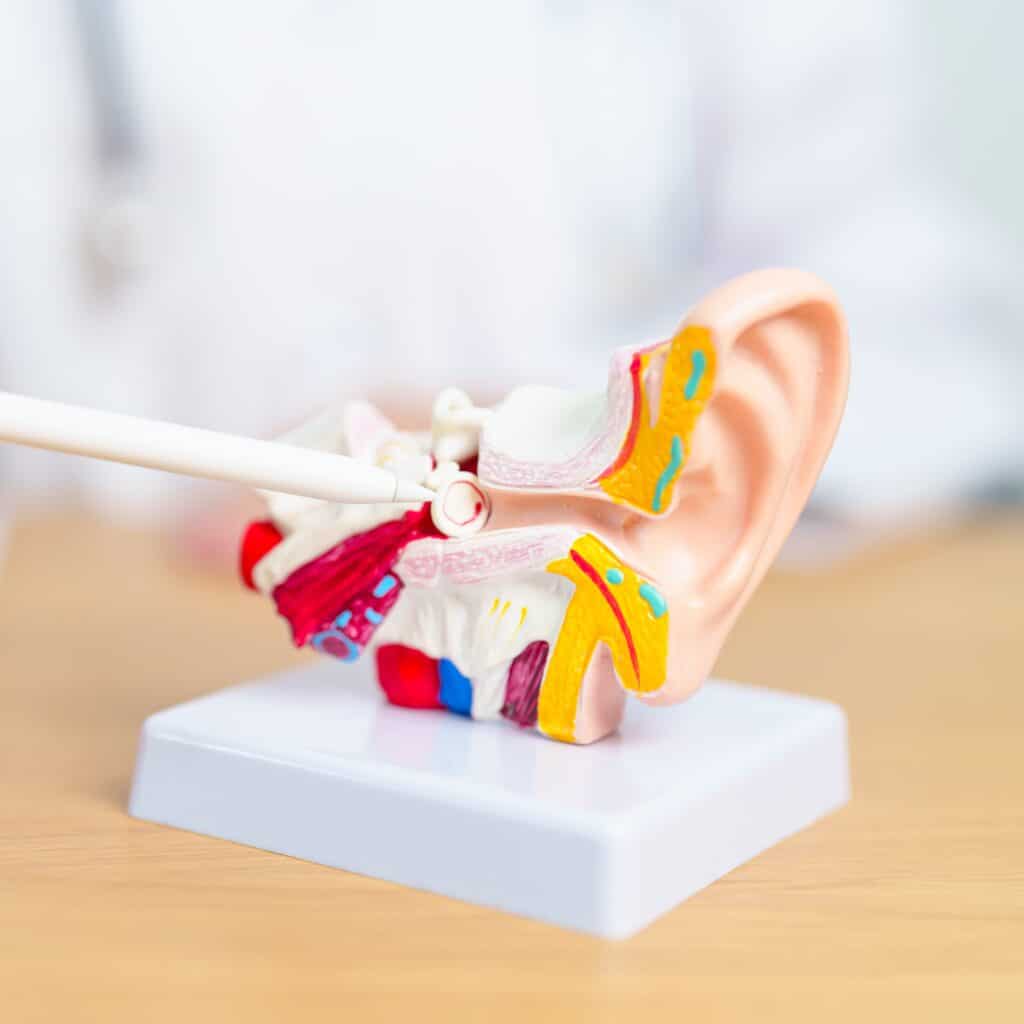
[598, 324, 715, 517]
[538, 534, 669, 743]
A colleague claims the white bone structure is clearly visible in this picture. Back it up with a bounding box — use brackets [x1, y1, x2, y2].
[429, 468, 491, 539]
[252, 393, 496, 591]
[374, 570, 574, 719]
[246, 392, 586, 723]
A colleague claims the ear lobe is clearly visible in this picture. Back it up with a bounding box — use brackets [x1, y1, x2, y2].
[630, 268, 850, 703]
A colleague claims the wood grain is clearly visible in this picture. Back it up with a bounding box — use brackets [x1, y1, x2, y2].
[1, 512, 1022, 1022]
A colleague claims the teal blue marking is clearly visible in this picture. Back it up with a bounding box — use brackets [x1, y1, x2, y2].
[365, 608, 384, 625]
[312, 627, 359, 661]
[605, 567, 625, 585]
[651, 435, 683, 513]
[684, 349, 706, 401]
[335, 609, 352, 628]
[638, 582, 667, 619]
[373, 574, 397, 598]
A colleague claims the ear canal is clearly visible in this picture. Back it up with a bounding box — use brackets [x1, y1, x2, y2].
[628, 268, 849, 703]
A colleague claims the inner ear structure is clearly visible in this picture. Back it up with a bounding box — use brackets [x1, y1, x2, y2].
[242, 268, 849, 744]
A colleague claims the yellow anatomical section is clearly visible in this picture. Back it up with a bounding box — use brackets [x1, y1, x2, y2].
[598, 324, 716, 516]
[538, 533, 669, 743]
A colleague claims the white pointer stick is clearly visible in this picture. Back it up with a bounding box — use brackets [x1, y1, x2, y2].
[0, 391, 435, 505]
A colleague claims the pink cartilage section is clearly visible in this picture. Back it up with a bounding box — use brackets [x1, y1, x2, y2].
[395, 527, 579, 586]
[571, 644, 627, 744]
[501, 640, 549, 727]
[477, 346, 638, 490]
[273, 507, 438, 648]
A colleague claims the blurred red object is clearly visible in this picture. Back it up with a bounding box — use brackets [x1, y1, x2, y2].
[238, 520, 283, 590]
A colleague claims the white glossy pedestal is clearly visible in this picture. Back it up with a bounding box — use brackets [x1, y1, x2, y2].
[130, 662, 849, 939]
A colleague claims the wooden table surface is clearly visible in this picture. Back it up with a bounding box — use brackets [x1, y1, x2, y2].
[1, 512, 1022, 1022]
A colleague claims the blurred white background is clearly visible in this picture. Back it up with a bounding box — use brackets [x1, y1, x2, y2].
[931, 3, 1024, 240]
[0, 0, 1021, 536]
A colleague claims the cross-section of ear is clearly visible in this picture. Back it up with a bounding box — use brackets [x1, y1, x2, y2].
[626, 268, 850, 704]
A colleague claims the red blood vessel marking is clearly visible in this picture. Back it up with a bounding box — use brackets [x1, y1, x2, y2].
[568, 548, 640, 683]
[597, 354, 642, 481]
[273, 507, 440, 649]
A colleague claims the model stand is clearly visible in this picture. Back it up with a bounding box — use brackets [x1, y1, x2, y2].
[130, 660, 849, 938]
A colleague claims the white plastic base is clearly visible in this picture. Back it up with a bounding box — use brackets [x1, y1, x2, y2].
[129, 662, 849, 939]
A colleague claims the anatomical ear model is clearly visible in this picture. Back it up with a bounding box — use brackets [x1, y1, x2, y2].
[240, 269, 849, 744]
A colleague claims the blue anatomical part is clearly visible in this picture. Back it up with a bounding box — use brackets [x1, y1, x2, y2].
[651, 435, 683, 513]
[438, 658, 473, 716]
[685, 349, 706, 401]
[638, 581, 667, 619]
